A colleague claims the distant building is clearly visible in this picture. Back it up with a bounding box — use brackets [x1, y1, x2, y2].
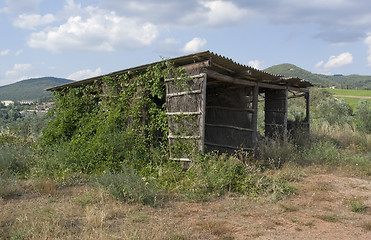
[1, 100, 14, 106]
[19, 100, 34, 105]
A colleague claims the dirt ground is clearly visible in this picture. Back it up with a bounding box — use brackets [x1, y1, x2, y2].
[1, 169, 370, 239]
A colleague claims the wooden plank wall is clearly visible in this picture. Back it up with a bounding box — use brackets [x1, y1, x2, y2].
[204, 83, 255, 152]
[165, 73, 207, 161]
[265, 88, 288, 139]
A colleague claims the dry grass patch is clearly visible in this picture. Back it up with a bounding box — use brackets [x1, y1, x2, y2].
[196, 220, 232, 237]
[279, 203, 299, 212]
[362, 221, 371, 231]
[33, 178, 58, 196]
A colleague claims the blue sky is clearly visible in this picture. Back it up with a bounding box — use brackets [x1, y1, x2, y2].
[1, 0, 371, 86]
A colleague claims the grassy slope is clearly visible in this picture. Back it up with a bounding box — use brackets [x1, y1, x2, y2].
[0, 77, 73, 101]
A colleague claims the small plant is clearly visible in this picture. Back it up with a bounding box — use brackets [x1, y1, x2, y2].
[349, 198, 367, 213]
[279, 203, 299, 212]
[33, 178, 58, 196]
[74, 191, 97, 207]
[96, 164, 160, 205]
[196, 220, 231, 237]
[316, 214, 338, 222]
[0, 175, 18, 199]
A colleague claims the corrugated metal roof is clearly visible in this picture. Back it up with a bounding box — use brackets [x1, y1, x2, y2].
[47, 51, 312, 91]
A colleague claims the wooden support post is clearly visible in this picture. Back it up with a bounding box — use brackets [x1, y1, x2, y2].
[283, 87, 288, 140]
[252, 85, 259, 145]
[305, 90, 310, 133]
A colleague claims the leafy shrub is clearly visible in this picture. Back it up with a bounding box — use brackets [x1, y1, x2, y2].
[315, 98, 352, 125]
[0, 129, 33, 177]
[170, 153, 295, 201]
[303, 139, 339, 165]
[255, 136, 298, 168]
[96, 165, 160, 205]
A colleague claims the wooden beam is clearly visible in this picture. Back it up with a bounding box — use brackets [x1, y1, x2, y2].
[206, 69, 308, 92]
[206, 69, 257, 87]
[166, 89, 202, 97]
[168, 135, 201, 139]
[180, 60, 211, 72]
[165, 73, 206, 82]
[204, 142, 253, 151]
[206, 106, 254, 113]
[205, 123, 254, 132]
[166, 111, 201, 116]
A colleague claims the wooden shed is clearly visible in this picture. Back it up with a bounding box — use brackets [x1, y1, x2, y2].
[49, 51, 312, 162]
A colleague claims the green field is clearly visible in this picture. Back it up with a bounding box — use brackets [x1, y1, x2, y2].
[324, 88, 371, 97]
[322, 88, 371, 109]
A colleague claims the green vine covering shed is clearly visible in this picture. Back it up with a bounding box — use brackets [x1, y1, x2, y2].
[48, 51, 312, 163]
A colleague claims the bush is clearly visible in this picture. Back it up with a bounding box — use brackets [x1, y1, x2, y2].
[354, 100, 371, 134]
[0, 129, 33, 177]
[315, 98, 352, 125]
[170, 153, 295, 201]
[255, 137, 298, 168]
[96, 165, 160, 205]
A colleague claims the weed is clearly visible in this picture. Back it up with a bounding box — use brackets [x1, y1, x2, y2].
[279, 203, 299, 212]
[128, 211, 150, 223]
[290, 218, 298, 223]
[349, 198, 367, 213]
[196, 220, 231, 236]
[303, 221, 315, 228]
[96, 165, 161, 206]
[0, 175, 18, 199]
[33, 178, 58, 196]
[316, 215, 339, 222]
[74, 191, 97, 207]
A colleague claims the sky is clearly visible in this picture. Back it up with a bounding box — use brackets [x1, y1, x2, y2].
[1, 0, 371, 86]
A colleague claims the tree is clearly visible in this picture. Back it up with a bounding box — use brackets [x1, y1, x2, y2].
[354, 100, 371, 133]
[316, 98, 352, 125]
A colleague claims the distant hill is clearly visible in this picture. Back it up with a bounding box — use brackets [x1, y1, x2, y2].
[0, 77, 73, 101]
[264, 64, 371, 89]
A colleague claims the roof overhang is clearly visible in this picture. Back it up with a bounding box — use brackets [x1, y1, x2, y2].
[47, 51, 313, 91]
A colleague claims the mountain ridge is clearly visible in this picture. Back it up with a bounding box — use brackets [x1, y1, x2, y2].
[264, 64, 371, 89]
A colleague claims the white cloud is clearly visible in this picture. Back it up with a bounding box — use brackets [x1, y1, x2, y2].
[315, 52, 353, 74]
[27, 5, 159, 52]
[324, 52, 353, 68]
[201, 0, 251, 27]
[365, 33, 371, 66]
[5, 63, 32, 83]
[179, 0, 251, 27]
[182, 37, 207, 53]
[248, 60, 264, 70]
[0, 49, 9, 56]
[67, 67, 102, 80]
[13, 13, 55, 30]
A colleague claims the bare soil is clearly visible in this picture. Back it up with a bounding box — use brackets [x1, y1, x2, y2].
[1, 169, 370, 239]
